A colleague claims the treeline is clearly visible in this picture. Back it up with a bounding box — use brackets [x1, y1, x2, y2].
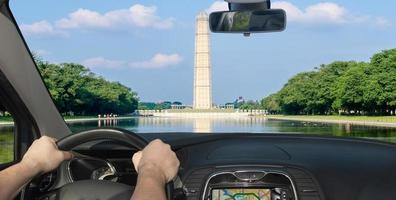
[138, 101, 183, 110]
[236, 101, 262, 110]
[35, 57, 138, 115]
[262, 49, 396, 115]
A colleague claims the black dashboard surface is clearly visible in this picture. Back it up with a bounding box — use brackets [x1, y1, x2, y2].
[77, 133, 396, 200]
[151, 133, 396, 200]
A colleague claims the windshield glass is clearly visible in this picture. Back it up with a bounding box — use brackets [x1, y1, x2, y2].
[7, 0, 396, 142]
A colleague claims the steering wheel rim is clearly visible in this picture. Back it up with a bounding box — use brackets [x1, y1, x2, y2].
[53, 128, 173, 200]
[57, 128, 147, 151]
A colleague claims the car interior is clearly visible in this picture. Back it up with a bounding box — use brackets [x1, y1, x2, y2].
[1, 0, 396, 200]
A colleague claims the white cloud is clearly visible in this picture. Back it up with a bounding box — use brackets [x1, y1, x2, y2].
[34, 49, 51, 56]
[19, 20, 67, 37]
[272, 1, 391, 27]
[206, 1, 228, 14]
[374, 17, 392, 28]
[82, 57, 125, 69]
[56, 4, 174, 30]
[129, 53, 183, 69]
[20, 4, 174, 37]
[81, 53, 183, 70]
[272, 1, 350, 24]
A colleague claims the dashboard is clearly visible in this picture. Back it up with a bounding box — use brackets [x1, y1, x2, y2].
[32, 133, 396, 200]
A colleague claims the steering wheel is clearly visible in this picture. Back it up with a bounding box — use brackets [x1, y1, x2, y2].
[52, 128, 174, 200]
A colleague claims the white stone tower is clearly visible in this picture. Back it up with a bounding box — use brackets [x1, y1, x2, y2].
[193, 12, 212, 109]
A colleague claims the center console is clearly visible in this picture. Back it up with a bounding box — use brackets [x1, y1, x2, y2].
[202, 170, 297, 200]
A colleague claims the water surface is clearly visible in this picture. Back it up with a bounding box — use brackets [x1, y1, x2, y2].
[67, 117, 396, 142]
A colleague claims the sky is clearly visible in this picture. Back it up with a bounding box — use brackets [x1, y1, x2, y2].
[10, 0, 396, 105]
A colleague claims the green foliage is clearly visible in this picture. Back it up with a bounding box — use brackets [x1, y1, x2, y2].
[155, 101, 172, 110]
[262, 49, 396, 115]
[35, 57, 138, 115]
[138, 101, 172, 110]
[138, 102, 156, 110]
[261, 94, 281, 114]
[334, 62, 368, 113]
[0, 129, 14, 164]
[238, 100, 262, 110]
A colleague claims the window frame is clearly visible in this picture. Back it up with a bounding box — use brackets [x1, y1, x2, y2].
[0, 69, 39, 168]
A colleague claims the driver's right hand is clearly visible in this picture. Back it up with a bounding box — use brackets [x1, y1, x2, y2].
[132, 139, 180, 184]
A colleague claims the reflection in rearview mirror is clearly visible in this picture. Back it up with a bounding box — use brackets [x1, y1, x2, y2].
[209, 9, 286, 33]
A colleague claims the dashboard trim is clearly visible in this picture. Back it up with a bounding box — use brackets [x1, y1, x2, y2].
[66, 157, 117, 182]
[201, 169, 298, 200]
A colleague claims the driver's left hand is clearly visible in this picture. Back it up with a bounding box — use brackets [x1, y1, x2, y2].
[21, 136, 74, 175]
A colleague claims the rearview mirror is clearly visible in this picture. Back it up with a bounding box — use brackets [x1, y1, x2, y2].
[209, 9, 286, 33]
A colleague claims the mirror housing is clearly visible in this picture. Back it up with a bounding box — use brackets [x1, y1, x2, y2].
[209, 9, 286, 34]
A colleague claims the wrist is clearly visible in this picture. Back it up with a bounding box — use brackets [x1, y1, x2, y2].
[20, 157, 42, 176]
[17, 160, 41, 178]
[138, 163, 167, 185]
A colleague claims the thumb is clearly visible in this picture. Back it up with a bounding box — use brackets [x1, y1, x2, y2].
[132, 151, 142, 172]
[62, 151, 74, 161]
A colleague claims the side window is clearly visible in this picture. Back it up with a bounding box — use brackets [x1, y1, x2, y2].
[0, 101, 14, 164]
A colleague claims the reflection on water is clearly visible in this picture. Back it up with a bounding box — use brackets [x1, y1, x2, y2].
[2, 117, 396, 143]
[65, 117, 396, 143]
[193, 118, 212, 133]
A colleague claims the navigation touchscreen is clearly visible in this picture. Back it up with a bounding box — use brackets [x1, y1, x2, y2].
[211, 188, 271, 200]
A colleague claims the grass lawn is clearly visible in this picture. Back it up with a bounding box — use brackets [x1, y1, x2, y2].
[0, 116, 13, 122]
[268, 115, 396, 123]
[0, 131, 14, 164]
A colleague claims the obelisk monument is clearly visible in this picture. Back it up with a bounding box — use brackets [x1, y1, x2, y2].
[193, 12, 212, 109]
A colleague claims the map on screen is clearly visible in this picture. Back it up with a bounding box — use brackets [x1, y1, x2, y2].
[211, 188, 271, 200]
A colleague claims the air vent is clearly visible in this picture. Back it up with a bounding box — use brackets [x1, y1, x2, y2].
[287, 168, 324, 200]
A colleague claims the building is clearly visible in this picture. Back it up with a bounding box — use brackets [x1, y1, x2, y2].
[193, 12, 212, 109]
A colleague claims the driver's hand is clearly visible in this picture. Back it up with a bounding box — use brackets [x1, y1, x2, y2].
[132, 139, 180, 184]
[21, 136, 73, 175]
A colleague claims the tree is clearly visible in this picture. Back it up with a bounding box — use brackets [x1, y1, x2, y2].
[138, 102, 156, 110]
[314, 62, 353, 114]
[239, 100, 261, 110]
[260, 49, 396, 116]
[34, 57, 139, 115]
[277, 72, 317, 114]
[365, 49, 396, 115]
[172, 101, 183, 105]
[334, 62, 367, 114]
[261, 94, 281, 114]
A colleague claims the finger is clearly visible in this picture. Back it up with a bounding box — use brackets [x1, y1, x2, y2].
[152, 139, 163, 145]
[132, 151, 142, 172]
[62, 151, 74, 161]
[47, 137, 57, 143]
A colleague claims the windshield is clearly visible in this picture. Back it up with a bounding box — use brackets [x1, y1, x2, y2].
[7, 1, 396, 142]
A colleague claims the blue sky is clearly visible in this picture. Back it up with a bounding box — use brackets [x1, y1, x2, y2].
[10, 0, 396, 105]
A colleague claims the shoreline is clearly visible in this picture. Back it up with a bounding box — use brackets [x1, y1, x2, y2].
[267, 116, 396, 128]
[0, 116, 136, 127]
[65, 116, 136, 123]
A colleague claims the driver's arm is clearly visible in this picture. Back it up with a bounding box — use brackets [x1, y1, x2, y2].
[131, 139, 180, 200]
[0, 136, 73, 200]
